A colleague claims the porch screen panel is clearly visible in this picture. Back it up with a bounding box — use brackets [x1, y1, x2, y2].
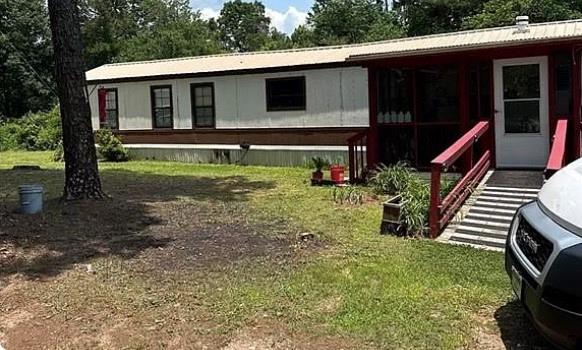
[417, 66, 459, 122]
[417, 125, 460, 168]
[379, 126, 415, 165]
[377, 69, 413, 123]
[468, 63, 492, 121]
[503, 64, 540, 134]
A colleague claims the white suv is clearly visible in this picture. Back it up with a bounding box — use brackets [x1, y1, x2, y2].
[506, 158, 582, 350]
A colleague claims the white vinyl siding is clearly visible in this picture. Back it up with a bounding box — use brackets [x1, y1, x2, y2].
[90, 66, 369, 131]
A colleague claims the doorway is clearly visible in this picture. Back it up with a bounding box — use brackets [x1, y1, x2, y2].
[493, 57, 549, 168]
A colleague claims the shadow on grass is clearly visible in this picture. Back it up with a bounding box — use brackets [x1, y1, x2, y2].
[0, 168, 277, 281]
[494, 300, 555, 349]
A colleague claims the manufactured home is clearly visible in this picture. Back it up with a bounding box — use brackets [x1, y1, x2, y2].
[87, 18, 582, 179]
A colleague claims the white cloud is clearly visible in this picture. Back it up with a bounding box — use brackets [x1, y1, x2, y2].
[265, 6, 307, 34]
[198, 5, 307, 35]
[199, 7, 220, 21]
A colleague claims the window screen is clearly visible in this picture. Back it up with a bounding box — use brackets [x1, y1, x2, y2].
[151, 86, 173, 128]
[266, 77, 306, 111]
[191, 83, 215, 128]
[103, 89, 118, 129]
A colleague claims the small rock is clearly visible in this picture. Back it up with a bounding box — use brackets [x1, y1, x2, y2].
[86, 264, 96, 274]
[298, 232, 315, 241]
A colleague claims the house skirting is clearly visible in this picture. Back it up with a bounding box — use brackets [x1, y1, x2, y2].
[124, 144, 365, 167]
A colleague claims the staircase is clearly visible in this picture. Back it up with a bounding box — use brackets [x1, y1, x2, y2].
[438, 171, 543, 251]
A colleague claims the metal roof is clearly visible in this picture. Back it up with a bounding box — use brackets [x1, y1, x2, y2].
[86, 19, 582, 82]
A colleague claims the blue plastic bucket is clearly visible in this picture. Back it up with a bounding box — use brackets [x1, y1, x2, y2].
[19, 184, 44, 214]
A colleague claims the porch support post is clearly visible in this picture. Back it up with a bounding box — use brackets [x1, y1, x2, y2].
[573, 48, 582, 159]
[548, 53, 556, 137]
[367, 67, 379, 167]
[429, 164, 442, 239]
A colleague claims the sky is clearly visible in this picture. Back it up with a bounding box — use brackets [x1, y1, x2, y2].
[190, 0, 314, 35]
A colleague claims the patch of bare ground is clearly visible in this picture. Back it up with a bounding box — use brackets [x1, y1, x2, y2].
[0, 170, 326, 348]
[472, 306, 553, 349]
[221, 319, 372, 350]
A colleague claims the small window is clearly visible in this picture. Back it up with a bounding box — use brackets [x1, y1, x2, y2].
[98, 88, 119, 129]
[151, 85, 173, 128]
[191, 83, 215, 128]
[266, 77, 306, 111]
[104, 89, 119, 129]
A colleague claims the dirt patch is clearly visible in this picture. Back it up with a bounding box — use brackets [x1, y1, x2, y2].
[0, 170, 312, 283]
[221, 320, 372, 350]
[135, 201, 307, 273]
[472, 305, 553, 349]
[0, 169, 327, 349]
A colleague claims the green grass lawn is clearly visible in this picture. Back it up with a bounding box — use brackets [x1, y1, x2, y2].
[0, 151, 537, 349]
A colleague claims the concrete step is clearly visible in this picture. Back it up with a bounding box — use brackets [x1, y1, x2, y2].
[462, 218, 511, 230]
[484, 186, 540, 193]
[469, 206, 517, 215]
[465, 212, 514, 223]
[481, 190, 538, 199]
[478, 195, 532, 203]
[448, 232, 507, 249]
[440, 171, 543, 252]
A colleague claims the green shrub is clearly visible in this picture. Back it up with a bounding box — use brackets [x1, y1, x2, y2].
[311, 156, 329, 171]
[399, 176, 431, 236]
[0, 106, 62, 151]
[52, 141, 64, 162]
[371, 162, 457, 236]
[0, 122, 21, 151]
[369, 162, 414, 195]
[95, 129, 129, 162]
[332, 185, 364, 206]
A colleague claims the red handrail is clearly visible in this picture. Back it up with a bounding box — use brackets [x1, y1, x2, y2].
[429, 121, 491, 238]
[544, 119, 568, 179]
[348, 131, 368, 183]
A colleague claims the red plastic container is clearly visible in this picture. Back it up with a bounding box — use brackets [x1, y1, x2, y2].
[330, 165, 345, 184]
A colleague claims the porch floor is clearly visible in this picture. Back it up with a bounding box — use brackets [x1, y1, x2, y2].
[438, 170, 544, 252]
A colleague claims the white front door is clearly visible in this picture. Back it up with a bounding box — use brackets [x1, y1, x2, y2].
[494, 57, 550, 168]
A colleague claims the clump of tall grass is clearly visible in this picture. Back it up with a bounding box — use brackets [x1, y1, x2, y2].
[370, 162, 455, 236]
[332, 185, 365, 206]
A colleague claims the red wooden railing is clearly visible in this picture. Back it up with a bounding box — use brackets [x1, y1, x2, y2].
[429, 121, 491, 238]
[348, 131, 368, 183]
[544, 119, 569, 180]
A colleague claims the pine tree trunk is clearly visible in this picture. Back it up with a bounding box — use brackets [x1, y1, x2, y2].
[48, 0, 105, 200]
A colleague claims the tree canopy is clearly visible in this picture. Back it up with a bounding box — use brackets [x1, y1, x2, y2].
[0, 0, 55, 119]
[217, 0, 271, 52]
[301, 0, 403, 46]
[464, 0, 582, 29]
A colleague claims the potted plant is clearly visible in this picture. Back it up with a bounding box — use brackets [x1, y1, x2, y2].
[311, 157, 327, 185]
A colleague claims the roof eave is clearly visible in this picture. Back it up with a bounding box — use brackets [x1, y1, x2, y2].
[346, 37, 582, 62]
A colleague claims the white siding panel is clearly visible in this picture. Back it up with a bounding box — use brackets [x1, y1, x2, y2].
[88, 67, 369, 131]
[175, 79, 193, 129]
[88, 85, 100, 130]
[214, 78, 238, 128]
[341, 67, 369, 126]
[120, 82, 154, 130]
[305, 69, 342, 127]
